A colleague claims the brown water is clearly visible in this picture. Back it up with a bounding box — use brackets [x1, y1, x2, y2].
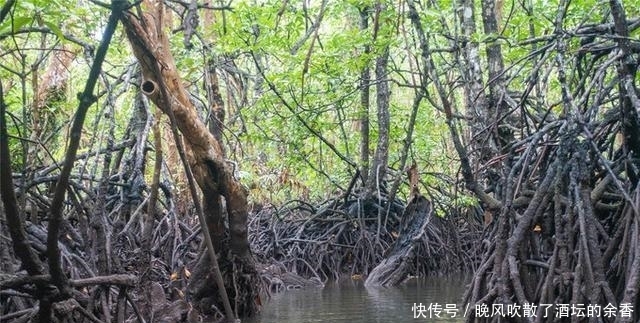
[245, 275, 469, 323]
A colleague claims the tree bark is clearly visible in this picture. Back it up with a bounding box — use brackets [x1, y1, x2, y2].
[457, 0, 491, 170]
[359, 7, 371, 185]
[365, 166, 432, 286]
[481, 0, 513, 152]
[120, 0, 260, 317]
[365, 46, 390, 197]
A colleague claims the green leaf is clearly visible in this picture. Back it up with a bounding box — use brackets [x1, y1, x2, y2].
[44, 20, 64, 40]
[11, 16, 33, 32]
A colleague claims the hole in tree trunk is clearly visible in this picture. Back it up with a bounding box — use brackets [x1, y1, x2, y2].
[141, 80, 156, 94]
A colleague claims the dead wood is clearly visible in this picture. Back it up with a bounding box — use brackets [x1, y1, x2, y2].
[249, 170, 478, 291]
[366, 164, 434, 286]
[365, 195, 432, 286]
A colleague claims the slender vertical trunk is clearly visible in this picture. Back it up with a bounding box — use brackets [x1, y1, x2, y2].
[359, 7, 371, 184]
[365, 1, 391, 197]
[205, 60, 226, 150]
[118, 90, 152, 222]
[204, 56, 227, 252]
[365, 46, 390, 197]
[138, 106, 163, 319]
[457, 0, 491, 169]
[481, 0, 512, 150]
[200, 6, 233, 255]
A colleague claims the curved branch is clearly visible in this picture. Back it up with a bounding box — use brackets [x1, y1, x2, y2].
[47, 0, 125, 296]
[251, 52, 357, 170]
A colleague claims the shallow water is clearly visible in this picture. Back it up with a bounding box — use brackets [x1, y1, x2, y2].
[244, 275, 469, 323]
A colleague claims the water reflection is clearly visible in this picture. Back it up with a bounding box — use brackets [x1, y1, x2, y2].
[245, 275, 468, 323]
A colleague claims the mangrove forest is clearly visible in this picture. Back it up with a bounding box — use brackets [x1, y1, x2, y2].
[0, 0, 639, 322]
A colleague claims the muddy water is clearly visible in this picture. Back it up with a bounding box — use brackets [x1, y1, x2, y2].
[245, 275, 469, 323]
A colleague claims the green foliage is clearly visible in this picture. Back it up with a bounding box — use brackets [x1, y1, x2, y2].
[203, 0, 471, 204]
[2, 0, 633, 209]
[0, 0, 131, 175]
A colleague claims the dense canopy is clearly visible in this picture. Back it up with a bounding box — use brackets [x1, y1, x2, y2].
[1, 0, 639, 322]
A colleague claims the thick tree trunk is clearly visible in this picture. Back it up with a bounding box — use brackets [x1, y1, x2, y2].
[119, 0, 260, 317]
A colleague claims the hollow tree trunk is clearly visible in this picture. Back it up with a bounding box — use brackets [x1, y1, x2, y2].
[119, 0, 260, 317]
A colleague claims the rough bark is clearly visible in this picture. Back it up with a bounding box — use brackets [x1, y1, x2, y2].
[365, 46, 390, 197]
[365, 166, 432, 286]
[457, 0, 491, 170]
[482, 0, 515, 152]
[205, 58, 226, 152]
[118, 90, 152, 221]
[119, 0, 259, 317]
[204, 53, 227, 252]
[359, 7, 371, 185]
